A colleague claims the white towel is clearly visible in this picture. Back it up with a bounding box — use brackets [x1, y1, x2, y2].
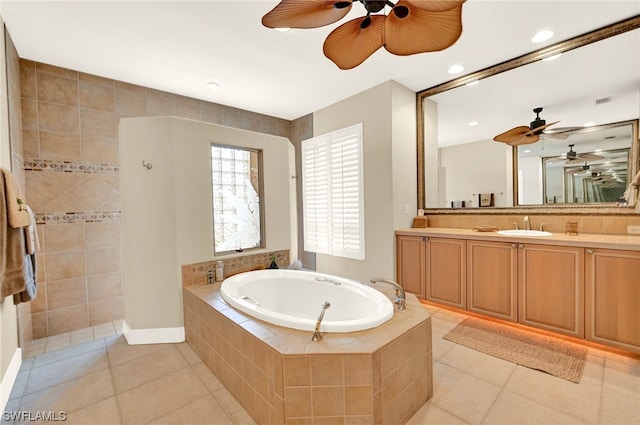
[24, 204, 39, 254]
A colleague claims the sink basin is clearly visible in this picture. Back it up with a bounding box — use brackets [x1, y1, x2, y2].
[497, 229, 552, 237]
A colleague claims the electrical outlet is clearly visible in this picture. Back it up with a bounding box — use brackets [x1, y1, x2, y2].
[627, 225, 640, 235]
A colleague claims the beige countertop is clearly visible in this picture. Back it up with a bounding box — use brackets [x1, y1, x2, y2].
[396, 227, 640, 251]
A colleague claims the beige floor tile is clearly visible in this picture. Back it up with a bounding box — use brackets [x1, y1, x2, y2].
[482, 390, 584, 424]
[598, 386, 640, 425]
[63, 396, 122, 425]
[20, 369, 115, 414]
[431, 330, 456, 362]
[192, 362, 225, 394]
[439, 345, 517, 387]
[32, 338, 105, 368]
[117, 367, 208, 424]
[70, 327, 95, 346]
[148, 395, 234, 425]
[25, 349, 109, 394]
[175, 341, 203, 365]
[406, 402, 469, 425]
[212, 388, 257, 425]
[44, 332, 71, 352]
[504, 365, 602, 424]
[92, 322, 116, 339]
[603, 357, 640, 396]
[111, 346, 187, 393]
[107, 341, 175, 367]
[429, 363, 501, 424]
[431, 312, 465, 334]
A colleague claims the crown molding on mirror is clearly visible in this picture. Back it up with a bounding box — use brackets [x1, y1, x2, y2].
[416, 15, 640, 211]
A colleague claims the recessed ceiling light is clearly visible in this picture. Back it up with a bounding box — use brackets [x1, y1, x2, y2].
[584, 121, 595, 127]
[594, 148, 603, 152]
[274, 27, 291, 32]
[542, 53, 562, 62]
[531, 30, 554, 43]
[448, 64, 464, 74]
[465, 80, 479, 87]
[468, 121, 479, 126]
[207, 81, 221, 90]
[523, 149, 531, 153]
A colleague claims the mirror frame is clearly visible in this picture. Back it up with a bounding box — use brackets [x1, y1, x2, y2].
[416, 16, 640, 211]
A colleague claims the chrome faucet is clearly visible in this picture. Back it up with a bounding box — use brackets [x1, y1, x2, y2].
[311, 301, 331, 342]
[370, 278, 406, 310]
[523, 216, 531, 230]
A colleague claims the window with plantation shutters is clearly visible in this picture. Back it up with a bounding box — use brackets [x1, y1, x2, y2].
[301, 123, 365, 260]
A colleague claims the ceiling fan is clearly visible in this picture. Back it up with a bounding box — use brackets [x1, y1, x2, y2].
[493, 107, 581, 146]
[261, 0, 466, 70]
[563, 144, 604, 165]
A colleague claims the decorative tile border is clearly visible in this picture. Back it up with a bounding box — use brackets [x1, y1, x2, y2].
[35, 211, 122, 225]
[24, 159, 119, 174]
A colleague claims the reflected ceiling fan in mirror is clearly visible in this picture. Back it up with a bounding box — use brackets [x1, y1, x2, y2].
[261, 0, 466, 70]
[493, 107, 585, 146]
[563, 144, 604, 164]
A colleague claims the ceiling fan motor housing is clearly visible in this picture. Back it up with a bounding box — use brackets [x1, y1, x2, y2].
[530, 107, 546, 132]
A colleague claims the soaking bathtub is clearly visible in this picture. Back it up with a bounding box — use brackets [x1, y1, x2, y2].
[220, 269, 394, 332]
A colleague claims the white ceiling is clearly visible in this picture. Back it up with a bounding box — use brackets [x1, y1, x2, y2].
[1, 0, 638, 127]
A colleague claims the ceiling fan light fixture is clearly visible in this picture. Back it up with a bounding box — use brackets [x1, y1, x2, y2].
[448, 64, 464, 74]
[531, 29, 553, 43]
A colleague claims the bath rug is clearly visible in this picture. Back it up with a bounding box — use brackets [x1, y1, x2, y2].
[443, 317, 587, 383]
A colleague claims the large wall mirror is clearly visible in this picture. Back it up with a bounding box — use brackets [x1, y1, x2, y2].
[417, 17, 640, 210]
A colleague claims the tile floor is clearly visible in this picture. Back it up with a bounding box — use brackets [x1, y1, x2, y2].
[2, 307, 639, 425]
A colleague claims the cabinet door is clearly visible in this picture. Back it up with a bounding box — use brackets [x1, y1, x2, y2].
[467, 240, 518, 322]
[396, 235, 425, 298]
[585, 248, 640, 354]
[518, 244, 584, 338]
[425, 238, 466, 309]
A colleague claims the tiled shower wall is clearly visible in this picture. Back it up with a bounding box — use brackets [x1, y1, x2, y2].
[19, 59, 298, 338]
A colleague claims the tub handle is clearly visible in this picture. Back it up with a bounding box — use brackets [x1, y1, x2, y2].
[241, 295, 261, 307]
[315, 277, 342, 286]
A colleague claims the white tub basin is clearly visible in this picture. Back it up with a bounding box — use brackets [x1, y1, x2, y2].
[497, 229, 552, 237]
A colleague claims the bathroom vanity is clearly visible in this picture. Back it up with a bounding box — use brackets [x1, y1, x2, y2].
[396, 228, 640, 354]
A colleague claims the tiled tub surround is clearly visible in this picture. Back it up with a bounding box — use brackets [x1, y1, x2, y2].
[182, 250, 290, 286]
[183, 284, 433, 425]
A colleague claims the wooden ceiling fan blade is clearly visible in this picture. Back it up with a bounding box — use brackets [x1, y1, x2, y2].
[565, 158, 588, 165]
[579, 153, 605, 161]
[405, 0, 466, 12]
[544, 126, 583, 134]
[262, 0, 352, 29]
[323, 16, 384, 70]
[507, 135, 540, 146]
[384, 2, 463, 56]
[493, 126, 530, 144]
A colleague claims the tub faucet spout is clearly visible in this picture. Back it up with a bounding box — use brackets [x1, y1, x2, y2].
[311, 301, 331, 342]
[370, 278, 406, 311]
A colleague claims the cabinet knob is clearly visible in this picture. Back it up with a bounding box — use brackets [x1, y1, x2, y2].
[587, 248, 594, 254]
[511, 243, 516, 249]
[518, 244, 524, 249]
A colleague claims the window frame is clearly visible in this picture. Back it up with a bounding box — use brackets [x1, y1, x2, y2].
[211, 143, 265, 255]
[301, 123, 365, 261]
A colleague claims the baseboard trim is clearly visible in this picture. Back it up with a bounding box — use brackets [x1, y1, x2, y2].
[122, 320, 185, 345]
[0, 348, 22, 412]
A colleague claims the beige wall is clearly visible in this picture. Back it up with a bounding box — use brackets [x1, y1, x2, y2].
[312, 81, 417, 283]
[19, 60, 292, 338]
[119, 117, 294, 330]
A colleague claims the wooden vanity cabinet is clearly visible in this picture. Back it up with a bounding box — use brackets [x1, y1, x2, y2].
[425, 238, 466, 309]
[585, 248, 640, 353]
[466, 240, 518, 322]
[517, 244, 585, 339]
[396, 235, 426, 298]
